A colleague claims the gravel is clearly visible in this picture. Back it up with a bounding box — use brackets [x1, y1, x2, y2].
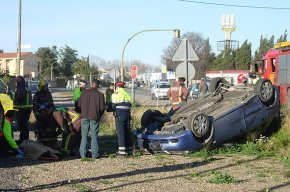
[0, 153, 289, 192]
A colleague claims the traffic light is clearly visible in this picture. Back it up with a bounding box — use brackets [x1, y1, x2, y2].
[174, 29, 180, 38]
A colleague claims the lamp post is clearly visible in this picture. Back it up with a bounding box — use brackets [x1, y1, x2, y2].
[16, 0, 22, 76]
[50, 61, 57, 81]
[120, 29, 180, 81]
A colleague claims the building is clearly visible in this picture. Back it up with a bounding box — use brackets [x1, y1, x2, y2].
[0, 52, 41, 78]
[206, 70, 249, 85]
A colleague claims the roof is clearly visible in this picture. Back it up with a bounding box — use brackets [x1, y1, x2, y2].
[0, 52, 33, 58]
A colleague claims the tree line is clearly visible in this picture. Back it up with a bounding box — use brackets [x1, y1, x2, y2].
[161, 30, 288, 79]
[0, 30, 288, 81]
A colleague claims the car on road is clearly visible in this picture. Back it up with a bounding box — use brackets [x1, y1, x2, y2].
[151, 81, 171, 100]
[136, 77, 279, 154]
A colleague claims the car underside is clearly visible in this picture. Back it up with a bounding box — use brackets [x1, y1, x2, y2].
[135, 78, 279, 154]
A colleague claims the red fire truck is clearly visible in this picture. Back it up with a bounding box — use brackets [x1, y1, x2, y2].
[258, 41, 290, 106]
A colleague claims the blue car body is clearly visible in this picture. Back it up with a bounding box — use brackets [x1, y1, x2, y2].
[136, 86, 279, 153]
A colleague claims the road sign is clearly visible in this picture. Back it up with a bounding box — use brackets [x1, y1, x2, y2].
[172, 38, 199, 62]
[109, 68, 120, 79]
[176, 62, 196, 82]
[131, 65, 138, 80]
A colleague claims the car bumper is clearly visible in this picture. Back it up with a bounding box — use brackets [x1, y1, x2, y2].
[135, 130, 203, 152]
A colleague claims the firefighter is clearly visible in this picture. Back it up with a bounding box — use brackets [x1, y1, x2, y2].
[167, 77, 189, 115]
[32, 79, 58, 148]
[13, 76, 32, 142]
[73, 79, 87, 113]
[111, 81, 133, 156]
[0, 104, 23, 158]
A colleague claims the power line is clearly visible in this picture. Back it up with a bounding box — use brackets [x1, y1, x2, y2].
[178, 0, 290, 10]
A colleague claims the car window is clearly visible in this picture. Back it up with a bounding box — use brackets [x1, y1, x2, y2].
[159, 84, 170, 88]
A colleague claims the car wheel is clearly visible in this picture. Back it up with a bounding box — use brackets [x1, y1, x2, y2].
[254, 78, 274, 105]
[187, 112, 210, 138]
[141, 109, 163, 128]
[209, 77, 227, 93]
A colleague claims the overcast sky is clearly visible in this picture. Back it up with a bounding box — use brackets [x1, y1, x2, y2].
[1, 0, 289, 66]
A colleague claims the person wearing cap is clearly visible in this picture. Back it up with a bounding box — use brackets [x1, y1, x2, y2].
[198, 77, 208, 97]
[13, 76, 32, 142]
[73, 80, 87, 113]
[0, 104, 23, 158]
[167, 77, 189, 114]
[111, 81, 133, 156]
[78, 79, 105, 159]
[32, 79, 57, 148]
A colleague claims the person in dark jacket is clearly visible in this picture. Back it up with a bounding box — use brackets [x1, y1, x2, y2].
[13, 76, 32, 142]
[78, 79, 105, 159]
[105, 83, 114, 112]
[32, 79, 57, 148]
[73, 79, 87, 113]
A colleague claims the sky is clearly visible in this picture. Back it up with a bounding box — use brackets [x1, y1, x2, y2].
[1, 0, 290, 66]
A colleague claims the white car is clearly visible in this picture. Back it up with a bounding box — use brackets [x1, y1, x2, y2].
[151, 82, 171, 100]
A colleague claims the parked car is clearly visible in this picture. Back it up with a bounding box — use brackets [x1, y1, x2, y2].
[151, 81, 171, 100]
[136, 77, 279, 154]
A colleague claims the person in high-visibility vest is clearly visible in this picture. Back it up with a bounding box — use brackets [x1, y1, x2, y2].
[73, 80, 87, 113]
[105, 83, 115, 112]
[13, 76, 32, 142]
[0, 104, 23, 158]
[111, 81, 133, 156]
[167, 77, 189, 114]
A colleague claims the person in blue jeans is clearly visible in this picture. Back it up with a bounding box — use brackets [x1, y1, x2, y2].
[78, 79, 105, 159]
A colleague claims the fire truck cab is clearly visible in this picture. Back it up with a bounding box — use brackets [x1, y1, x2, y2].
[260, 41, 290, 106]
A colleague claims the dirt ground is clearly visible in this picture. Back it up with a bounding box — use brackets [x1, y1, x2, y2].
[0, 150, 289, 192]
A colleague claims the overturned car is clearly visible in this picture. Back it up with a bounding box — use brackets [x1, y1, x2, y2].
[135, 78, 279, 153]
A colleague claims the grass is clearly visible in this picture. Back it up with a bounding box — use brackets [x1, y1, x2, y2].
[70, 184, 93, 192]
[208, 171, 238, 184]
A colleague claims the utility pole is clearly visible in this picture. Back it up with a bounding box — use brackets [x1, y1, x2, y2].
[16, 0, 22, 76]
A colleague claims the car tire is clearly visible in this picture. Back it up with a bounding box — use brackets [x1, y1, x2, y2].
[141, 109, 163, 128]
[209, 77, 227, 93]
[254, 78, 274, 105]
[187, 112, 210, 138]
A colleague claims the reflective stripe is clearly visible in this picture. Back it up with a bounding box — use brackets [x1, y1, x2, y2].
[64, 133, 72, 152]
[14, 104, 33, 109]
[38, 137, 57, 141]
[116, 106, 131, 109]
[119, 147, 133, 150]
[178, 86, 182, 103]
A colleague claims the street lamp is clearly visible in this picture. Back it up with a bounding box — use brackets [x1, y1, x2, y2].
[50, 61, 57, 81]
[120, 29, 180, 81]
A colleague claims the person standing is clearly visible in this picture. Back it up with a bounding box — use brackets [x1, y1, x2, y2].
[78, 79, 105, 159]
[167, 77, 189, 114]
[111, 81, 133, 156]
[73, 80, 87, 113]
[105, 83, 115, 112]
[32, 79, 57, 148]
[198, 78, 208, 97]
[13, 76, 32, 142]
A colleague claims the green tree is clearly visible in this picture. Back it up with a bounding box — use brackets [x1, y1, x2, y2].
[73, 56, 90, 80]
[234, 40, 252, 70]
[35, 46, 59, 77]
[276, 30, 288, 43]
[0, 49, 3, 53]
[254, 35, 274, 60]
[59, 45, 78, 76]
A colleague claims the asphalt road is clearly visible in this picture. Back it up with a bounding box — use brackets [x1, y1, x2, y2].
[52, 87, 170, 107]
